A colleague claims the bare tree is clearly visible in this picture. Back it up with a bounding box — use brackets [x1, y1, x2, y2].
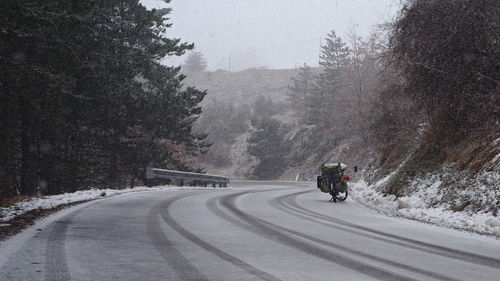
[389, 0, 499, 140]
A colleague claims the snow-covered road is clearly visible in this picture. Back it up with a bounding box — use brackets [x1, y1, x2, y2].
[1, 181, 499, 281]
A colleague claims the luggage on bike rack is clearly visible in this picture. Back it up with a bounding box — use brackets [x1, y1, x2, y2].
[317, 162, 349, 201]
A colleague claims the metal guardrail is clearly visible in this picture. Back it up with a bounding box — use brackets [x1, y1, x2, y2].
[146, 167, 229, 187]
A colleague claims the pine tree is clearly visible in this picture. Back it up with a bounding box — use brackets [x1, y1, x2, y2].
[320, 31, 350, 70]
[0, 0, 208, 197]
[252, 95, 277, 117]
[182, 51, 208, 73]
[306, 31, 350, 128]
[317, 30, 350, 93]
[247, 117, 287, 179]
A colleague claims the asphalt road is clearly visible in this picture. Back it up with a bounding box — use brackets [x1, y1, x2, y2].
[1, 181, 499, 281]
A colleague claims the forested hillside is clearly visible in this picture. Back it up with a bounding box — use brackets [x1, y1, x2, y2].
[0, 1, 207, 199]
[185, 30, 414, 181]
[184, 68, 311, 178]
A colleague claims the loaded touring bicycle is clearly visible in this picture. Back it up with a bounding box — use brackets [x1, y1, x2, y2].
[316, 162, 352, 202]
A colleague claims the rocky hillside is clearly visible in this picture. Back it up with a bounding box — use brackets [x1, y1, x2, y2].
[184, 68, 300, 179]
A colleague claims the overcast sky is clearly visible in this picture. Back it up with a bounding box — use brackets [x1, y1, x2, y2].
[141, 0, 402, 71]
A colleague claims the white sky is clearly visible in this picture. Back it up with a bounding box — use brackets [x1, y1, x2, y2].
[141, 0, 402, 71]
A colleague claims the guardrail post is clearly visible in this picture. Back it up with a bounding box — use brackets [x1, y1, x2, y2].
[145, 167, 153, 187]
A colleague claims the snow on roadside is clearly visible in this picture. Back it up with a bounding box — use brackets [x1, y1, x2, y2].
[0, 185, 220, 223]
[350, 172, 500, 238]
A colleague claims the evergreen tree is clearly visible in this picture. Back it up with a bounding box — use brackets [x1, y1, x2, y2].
[317, 31, 350, 95]
[0, 0, 208, 197]
[305, 31, 350, 128]
[182, 51, 208, 73]
[247, 117, 287, 179]
[252, 95, 277, 117]
[320, 31, 350, 70]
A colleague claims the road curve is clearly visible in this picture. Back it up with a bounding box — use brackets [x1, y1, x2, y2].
[1, 181, 499, 281]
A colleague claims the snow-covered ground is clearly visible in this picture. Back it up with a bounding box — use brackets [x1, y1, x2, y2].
[0, 185, 221, 223]
[350, 172, 500, 238]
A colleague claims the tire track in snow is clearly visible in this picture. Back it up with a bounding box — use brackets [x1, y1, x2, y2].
[145, 192, 209, 281]
[45, 209, 86, 281]
[269, 191, 455, 258]
[208, 190, 432, 281]
[277, 189, 500, 269]
[159, 190, 283, 281]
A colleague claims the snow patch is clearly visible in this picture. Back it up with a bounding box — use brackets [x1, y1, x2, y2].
[397, 198, 411, 209]
[0, 185, 222, 223]
[374, 171, 396, 189]
[351, 170, 500, 237]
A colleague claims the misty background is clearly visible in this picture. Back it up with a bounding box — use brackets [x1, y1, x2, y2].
[141, 0, 401, 71]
